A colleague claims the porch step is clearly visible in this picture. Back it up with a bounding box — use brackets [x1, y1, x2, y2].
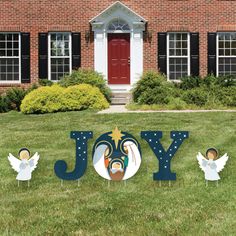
[111, 92, 132, 105]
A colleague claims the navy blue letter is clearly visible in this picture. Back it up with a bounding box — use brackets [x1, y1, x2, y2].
[54, 131, 93, 180]
[141, 131, 189, 181]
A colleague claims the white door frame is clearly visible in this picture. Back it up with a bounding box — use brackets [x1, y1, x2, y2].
[90, 1, 146, 92]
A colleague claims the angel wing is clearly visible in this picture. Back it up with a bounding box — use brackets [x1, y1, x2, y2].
[196, 152, 208, 172]
[29, 152, 40, 172]
[215, 153, 229, 173]
[8, 153, 21, 173]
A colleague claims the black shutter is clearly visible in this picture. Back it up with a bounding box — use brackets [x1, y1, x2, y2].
[21, 33, 30, 83]
[158, 32, 167, 74]
[208, 33, 217, 76]
[38, 33, 48, 79]
[72, 32, 81, 70]
[190, 33, 199, 77]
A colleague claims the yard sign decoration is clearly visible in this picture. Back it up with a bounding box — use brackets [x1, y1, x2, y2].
[141, 131, 189, 180]
[54, 128, 190, 182]
[92, 127, 142, 181]
[197, 148, 229, 186]
[54, 131, 93, 180]
[8, 148, 40, 187]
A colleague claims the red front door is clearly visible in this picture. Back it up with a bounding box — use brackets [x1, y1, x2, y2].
[108, 33, 130, 84]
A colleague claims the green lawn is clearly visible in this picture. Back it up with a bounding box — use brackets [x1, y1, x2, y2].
[0, 111, 235, 235]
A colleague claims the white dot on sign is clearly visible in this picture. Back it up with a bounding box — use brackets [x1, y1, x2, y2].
[83, 158, 85, 161]
[83, 143, 85, 145]
[149, 139, 152, 142]
[78, 147, 81, 149]
[184, 135, 186, 137]
[156, 141, 158, 144]
[77, 138, 79, 140]
[179, 139, 182, 141]
[145, 134, 147, 136]
[166, 160, 168, 162]
[84, 151, 86, 154]
[154, 133, 156, 136]
[179, 132, 181, 135]
[159, 150, 162, 153]
[164, 166, 167, 168]
[170, 149, 172, 151]
[169, 154, 172, 157]
[160, 158, 162, 160]
[175, 146, 177, 149]
[173, 134, 175, 136]
[79, 154, 81, 156]
[154, 147, 156, 149]
[83, 137, 86, 139]
[81, 132, 83, 134]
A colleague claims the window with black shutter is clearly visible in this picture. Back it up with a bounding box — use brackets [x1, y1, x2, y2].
[21, 33, 30, 83]
[38, 33, 48, 79]
[158, 32, 167, 74]
[207, 33, 216, 76]
[72, 32, 81, 70]
[190, 33, 199, 77]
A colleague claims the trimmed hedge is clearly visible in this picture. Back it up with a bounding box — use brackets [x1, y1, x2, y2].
[20, 84, 109, 114]
[58, 69, 112, 103]
[133, 71, 175, 104]
[132, 72, 236, 109]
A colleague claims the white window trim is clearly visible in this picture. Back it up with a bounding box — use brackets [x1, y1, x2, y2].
[48, 32, 72, 82]
[0, 32, 21, 84]
[167, 32, 190, 82]
[216, 32, 236, 77]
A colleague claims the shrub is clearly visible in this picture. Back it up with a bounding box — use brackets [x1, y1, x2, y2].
[38, 79, 53, 87]
[137, 87, 171, 105]
[217, 86, 236, 107]
[5, 88, 27, 111]
[214, 75, 236, 87]
[167, 97, 188, 110]
[58, 69, 112, 103]
[182, 88, 209, 106]
[133, 71, 175, 104]
[179, 76, 202, 90]
[21, 84, 109, 114]
[0, 96, 9, 113]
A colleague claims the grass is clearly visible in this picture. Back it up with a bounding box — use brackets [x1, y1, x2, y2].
[0, 110, 235, 235]
[127, 103, 236, 111]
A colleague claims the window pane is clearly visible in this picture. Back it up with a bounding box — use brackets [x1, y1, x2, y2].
[0, 34, 5, 41]
[0, 58, 19, 81]
[218, 58, 236, 76]
[108, 18, 130, 31]
[0, 42, 5, 49]
[0, 50, 5, 56]
[168, 33, 188, 56]
[169, 58, 188, 80]
[51, 57, 70, 81]
[218, 32, 236, 58]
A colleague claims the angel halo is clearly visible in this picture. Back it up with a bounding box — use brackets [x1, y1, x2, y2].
[197, 148, 229, 187]
[8, 148, 40, 187]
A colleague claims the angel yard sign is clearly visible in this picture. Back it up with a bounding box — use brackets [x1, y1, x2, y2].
[197, 148, 229, 186]
[8, 148, 40, 187]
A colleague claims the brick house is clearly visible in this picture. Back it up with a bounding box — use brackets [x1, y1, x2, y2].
[0, 0, 236, 93]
